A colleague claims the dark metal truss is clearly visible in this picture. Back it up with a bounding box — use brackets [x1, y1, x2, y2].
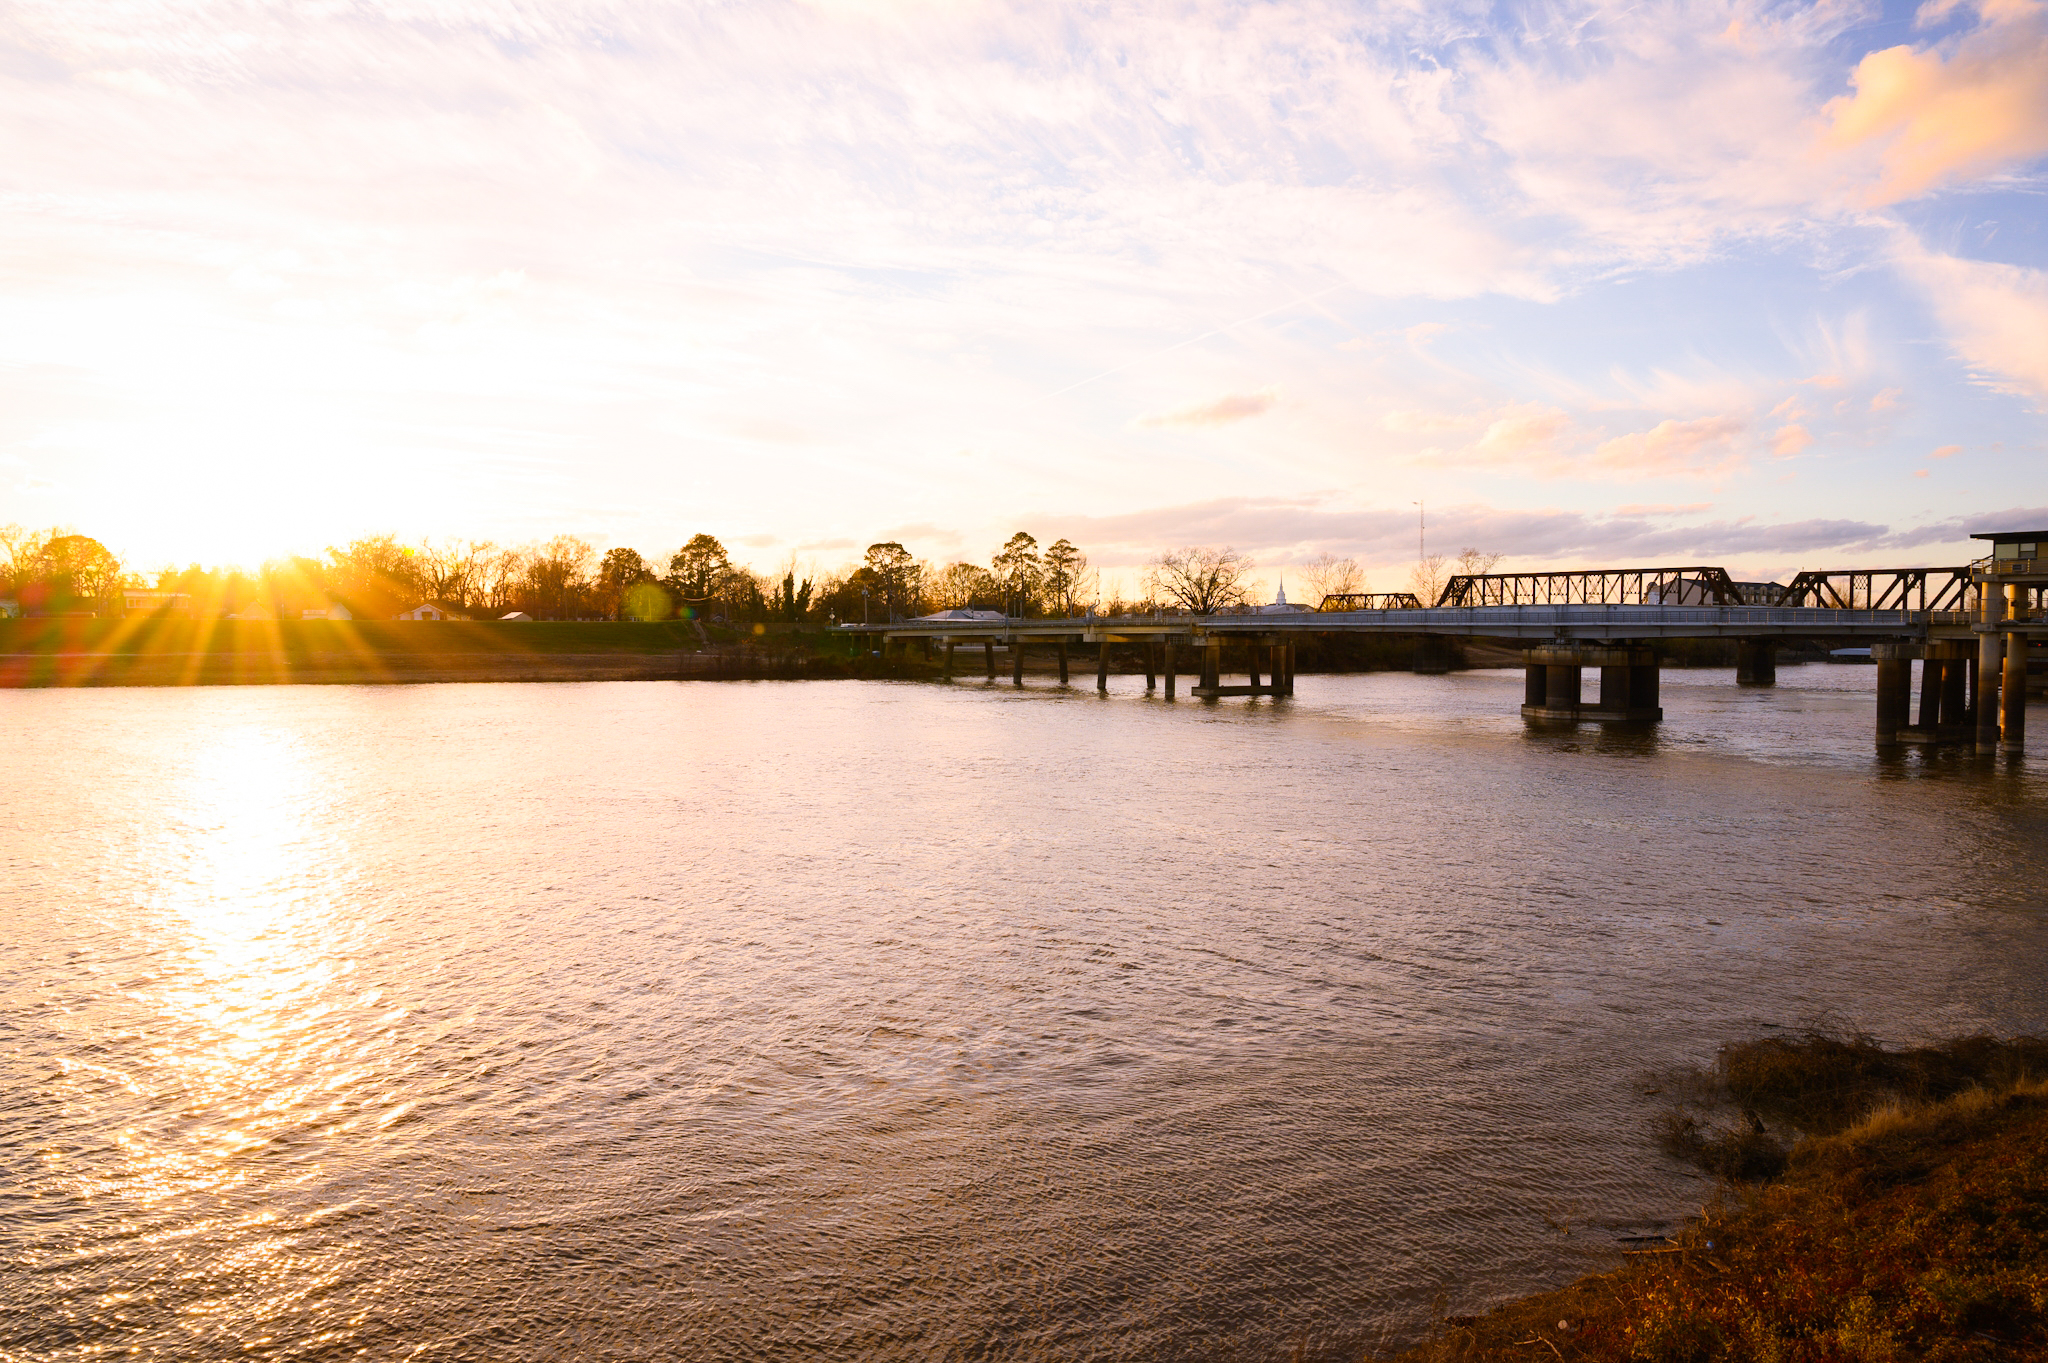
[1317, 593, 1425, 611]
[1433, 567, 1744, 608]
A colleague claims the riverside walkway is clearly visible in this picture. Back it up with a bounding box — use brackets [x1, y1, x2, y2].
[839, 544, 2046, 753]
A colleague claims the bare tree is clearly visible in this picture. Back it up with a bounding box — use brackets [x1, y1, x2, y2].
[931, 561, 998, 611]
[1145, 546, 1255, 614]
[1408, 553, 1449, 606]
[1300, 552, 1365, 605]
[1456, 547, 1505, 576]
[474, 544, 527, 614]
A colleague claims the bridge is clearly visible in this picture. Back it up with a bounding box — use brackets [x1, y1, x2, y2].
[838, 544, 2045, 754]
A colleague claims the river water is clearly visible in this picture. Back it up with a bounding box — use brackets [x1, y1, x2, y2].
[3, 667, 2044, 1360]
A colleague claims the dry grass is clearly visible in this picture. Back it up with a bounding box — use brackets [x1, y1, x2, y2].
[1383, 1036, 2048, 1362]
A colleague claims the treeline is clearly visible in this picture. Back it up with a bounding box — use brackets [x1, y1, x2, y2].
[0, 523, 1399, 622]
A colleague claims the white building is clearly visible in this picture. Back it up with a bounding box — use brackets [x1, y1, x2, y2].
[396, 602, 456, 620]
[301, 602, 353, 621]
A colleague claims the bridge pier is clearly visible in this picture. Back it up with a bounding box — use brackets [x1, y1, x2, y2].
[1521, 646, 1661, 721]
[1874, 643, 1912, 746]
[1145, 646, 1157, 691]
[943, 641, 955, 679]
[1900, 642, 1975, 743]
[1163, 642, 1176, 698]
[1414, 635, 1452, 675]
[2002, 583, 2028, 752]
[1978, 588, 2005, 754]
[1097, 642, 1110, 692]
[1735, 639, 1777, 686]
[985, 640, 996, 680]
[1942, 648, 1969, 731]
[1058, 641, 1069, 685]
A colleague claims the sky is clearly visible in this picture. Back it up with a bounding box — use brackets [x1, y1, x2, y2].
[3, 0, 2046, 592]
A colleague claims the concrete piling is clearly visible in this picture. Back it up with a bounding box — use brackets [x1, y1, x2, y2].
[1978, 588, 2006, 753]
[1097, 642, 1110, 693]
[1522, 645, 1660, 721]
[1163, 642, 1176, 698]
[1943, 652, 1969, 729]
[1545, 664, 1581, 713]
[1057, 642, 1069, 685]
[1012, 641, 1024, 685]
[985, 640, 996, 680]
[1874, 643, 1911, 746]
[1735, 639, 1778, 686]
[1918, 656, 1944, 730]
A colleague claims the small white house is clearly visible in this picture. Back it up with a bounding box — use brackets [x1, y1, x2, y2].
[301, 602, 353, 621]
[499, 611, 533, 622]
[396, 602, 455, 621]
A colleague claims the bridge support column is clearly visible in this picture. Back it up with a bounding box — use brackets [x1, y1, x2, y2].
[1942, 648, 1969, 732]
[1097, 643, 1109, 693]
[2002, 629, 2027, 754]
[1247, 649, 1261, 691]
[1202, 640, 1221, 692]
[1917, 656, 1945, 731]
[985, 640, 996, 680]
[1414, 635, 1451, 674]
[1978, 589, 2006, 753]
[1164, 642, 1177, 698]
[1523, 646, 1660, 721]
[1145, 646, 1157, 691]
[1544, 664, 1581, 714]
[1874, 642, 1912, 747]
[1012, 641, 1024, 685]
[943, 641, 955, 680]
[1057, 641, 1069, 685]
[1282, 644, 1295, 696]
[1735, 639, 1777, 686]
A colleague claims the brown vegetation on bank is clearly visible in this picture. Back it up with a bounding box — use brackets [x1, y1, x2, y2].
[1388, 1033, 2048, 1362]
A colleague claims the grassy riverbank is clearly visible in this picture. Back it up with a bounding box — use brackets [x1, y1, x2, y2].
[1392, 1034, 2048, 1362]
[0, 617, 1502, 687]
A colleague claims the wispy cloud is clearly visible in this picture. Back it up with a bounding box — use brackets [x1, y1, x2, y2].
[1136, 389, 1278, 428]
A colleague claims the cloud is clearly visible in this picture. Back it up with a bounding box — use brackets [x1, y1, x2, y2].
[1032, 495, 1899, 567]
[1867, 504, 2048, 550]
[1136, 389, 1278, 429]
[1473, 406, 1573, 460]
[1771, 424, 1814, 457]
[1592, 416, 1747, 478]
[1824, 4, 2048, 203]
[1932, 443, 1963, 458]
[1898, 245, 2048, 400]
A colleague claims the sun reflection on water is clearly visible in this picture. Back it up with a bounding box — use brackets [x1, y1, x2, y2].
[71, 724, 399, 1301]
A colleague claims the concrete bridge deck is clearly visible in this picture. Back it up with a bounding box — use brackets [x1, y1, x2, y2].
[849, 604, 1965, 644]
